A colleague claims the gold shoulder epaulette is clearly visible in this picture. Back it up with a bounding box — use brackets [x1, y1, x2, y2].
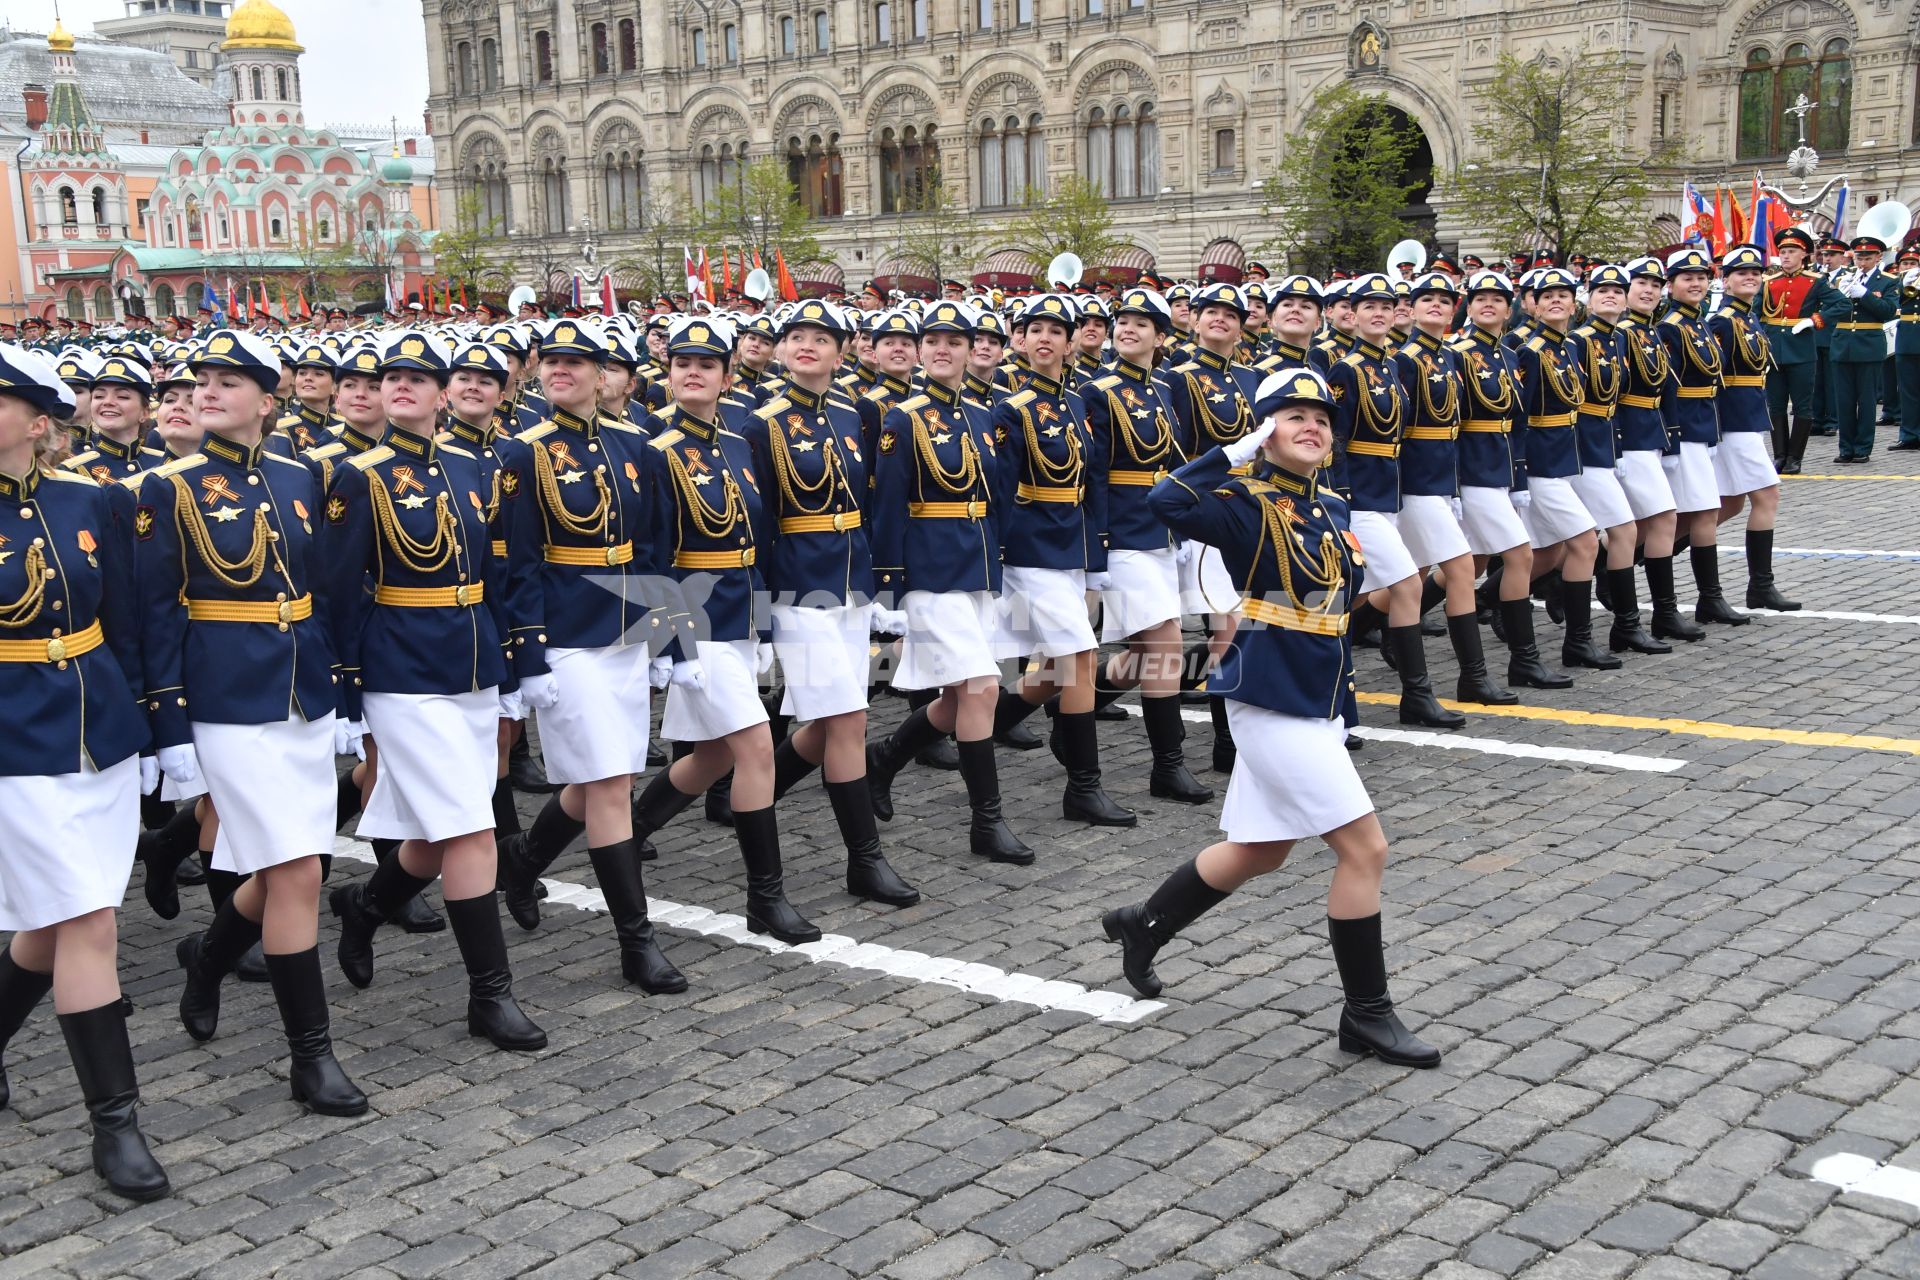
[44, 468, 97, 486]
[1525, 335, 1549, 352]
[347, 445, 395, 471]
[896, 393, 930, 414]
[1006, 388, 1037, 409]
[440, 442, 477, 460]
[62, 450, 100, 471]
[755, 396, 792, 419]
[1089, 374, 1123, 391]
[262, 451, 309, 469]
[517, 422, 558, 444]
[649, 428, 685, 451]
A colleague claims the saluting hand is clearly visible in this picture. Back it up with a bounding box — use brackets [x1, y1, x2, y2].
[1225, 419, 1277, 467]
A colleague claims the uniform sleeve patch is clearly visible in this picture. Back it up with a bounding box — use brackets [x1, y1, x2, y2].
[325, 494, 348, 525]
[134, 506, 156, 540]
[500, 468, 521, 497]
[878, 430, 897, 455]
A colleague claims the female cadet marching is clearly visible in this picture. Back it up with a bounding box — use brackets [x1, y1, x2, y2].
[624, 316, 823, 945]
[135, 330, 366, 1117]
[1615, 259, 1701, 646]
[1710, 245, 1801, 613]
[743, 299, 919, 907]
[1106, 368, 1439, 1070]
[864, 300, 1033, 863]
[0, 345, 169, 1201]
[494, 319, 685, 996]
[320, 333, 545, 1051]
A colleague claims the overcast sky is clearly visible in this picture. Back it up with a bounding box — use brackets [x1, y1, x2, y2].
[0, 0, 430, 133]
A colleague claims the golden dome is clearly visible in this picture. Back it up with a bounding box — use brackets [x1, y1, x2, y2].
[48, 18, 74, 53]
[222, 0, 304, 54]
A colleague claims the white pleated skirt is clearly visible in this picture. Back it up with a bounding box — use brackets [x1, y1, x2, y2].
[1663, 442, 1720, 513]
[1178, 543, 1239, 617]
[1616, 451, 1677, 520]
[1102, 547, 1182, 642]
[895, 589, 999, 691]
[0, 755, 138, 932]
[773, 601, 872, 722]
[359, 690, 499, 843]
[539, 644, 653, 784]
[1714, 432, 1780, 497]
[1219, 704, 1373, 844]
[1348, 510, 1417, 588]
[1459, 486, 1529, 556]
[196, 714, 337, 873]
[1396, 495, 1471, 566]
[1521, 476, 1598, 548]
[1569, 467, 1635, 530]
[662, 638, 769, 743]
[995, 565, 1097, 660]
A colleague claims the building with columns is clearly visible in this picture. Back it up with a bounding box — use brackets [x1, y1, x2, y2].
[424, 0, 1920, 288]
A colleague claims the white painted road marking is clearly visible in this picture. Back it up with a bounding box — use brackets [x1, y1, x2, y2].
[1809, 1153, 1920, 1212]
[1174, 707, 1686, 774]
[331, 837, 1165, 1025]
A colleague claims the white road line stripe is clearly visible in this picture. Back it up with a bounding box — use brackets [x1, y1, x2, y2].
[1173, 707, 1685, 774]
[1529, 598, 1920, 627]
[1809, 1154, 1920, 1212]
[331, 837, 1164, 1025]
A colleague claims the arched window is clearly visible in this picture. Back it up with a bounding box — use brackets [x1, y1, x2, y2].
[92, 188, 107, 226]
[975, 114, 1043, 208]
[912, 0, 928, 38]
[270, 214, 284, 240]
[692, 28, 707, 66]
[481, 38, 499, 90]
[592, 23, 610, 74]
[877, 105, 941, 214]
[251, 67, 264, 99]
[534, 29, 554, 82]
[781, 16, 796, 54]
[468, 137, 511, 229]
[153, 282, 175, 318]
[786, 133, 844, 217]
[456, 41, 474, 94]
[814, 10, 829, 50]
[318, 215, 332, 240]
[275, 66, 288, 100]
[723, 24, 738, 63]
[186, 197, 202, 238]
[601, 128, 645, 229]
[977, 120, 1004, 207]
[66, 288, 85, 321]
[539, 146, 570, 234]
[1739, 39, 1850, 158]
[59, 186, 77, 225]
[619, 19, 638, 70]
[1086, 99, 1156, 197]
[874, 2, 891, 44]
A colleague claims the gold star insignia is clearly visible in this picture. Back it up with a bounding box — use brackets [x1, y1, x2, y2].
[559, 469, 586, 484]
[210, 506, 242, 523]
[0, 552, 10, 566]
[932, 432, 952, 445]
[1208, 392, 1228, 404]
[692, 472, 715, 486]
[400, 493, 430, 510]
[1043, 425, 1064, 438]
[792, 439, 817, 453]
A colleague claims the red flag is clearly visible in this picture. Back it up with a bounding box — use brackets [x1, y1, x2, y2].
[774, 248, 798, 302]
[702, 248, 715, 301]
[722, 250, 733, 297]
[753, 249, 763, 271]
[460, 282, 468, 310]
[1726, 190, 1748, 248]
[298, 287, 311, 320]
[1711, 189, 1729, 255]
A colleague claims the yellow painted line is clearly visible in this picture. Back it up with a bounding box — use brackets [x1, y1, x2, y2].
[1353, 692, 1920, 756]
[1782, 473, 1920, 481]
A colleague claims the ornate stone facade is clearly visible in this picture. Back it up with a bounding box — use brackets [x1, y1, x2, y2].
[424, 0, 1920, 282]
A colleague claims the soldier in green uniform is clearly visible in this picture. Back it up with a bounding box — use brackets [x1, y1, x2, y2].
[1893, 243, 1920, 451]
[1820, 231, 1901, 464]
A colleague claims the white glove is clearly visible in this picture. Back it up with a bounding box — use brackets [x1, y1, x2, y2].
[518, 672, 560, 710]
[498, 690, 526, 721]
[755, 642, 775, 675]
[1904, 268, 1920, 288]
[1511, 491, 1532, 510]
[648, 656, 673, 690]
[1175, 541, 1196, 567]
[671, 660, 706, 691]
[139, 756, 159, 796]
[333, 719, 367, 761]
[1844, 277, 1868, 299]
[1791, 319, 1815, 335]
[1224, 419, 1277, 467]
[156, 744, 199, 788]
[1086, 571, 1113, 591]
[870, 605, 909, 637]
[1450, 497, 1464, 521]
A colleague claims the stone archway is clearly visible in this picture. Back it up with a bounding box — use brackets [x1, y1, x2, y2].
[1306, 98, 1437, 272]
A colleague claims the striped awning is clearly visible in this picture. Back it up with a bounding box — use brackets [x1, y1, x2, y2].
[1086, 245, 1156, 286]
[1196, 237, 1246, 282]
[794, 260, 845, 299]
[972, 249, 1037, 288]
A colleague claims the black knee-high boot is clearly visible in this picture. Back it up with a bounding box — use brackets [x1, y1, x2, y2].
[1387, 625, 1467, 728]
[264, 949, 368, 1116]
[328, 854, 438, 989]
[1782, 415, 1811, 474]
[1417, 572, 1447, 636]
[1645, 554, 1706, 641]
[445, 892, 547, 1049]
[1448, 613, 1515, 704]
[1328, 914, 1440, 1069]
[1208, 694, 1236, 773]
[826, 779, 918, 906]
[1558, 578, 1622, 669]
[0, 952, 53, 1109]
[335, 770, 363, 831]
[1501, 598, 1573, 688]
[866, 704, 948, 822]
[176, 897, 263, 1042]
[771, 736, 820, 803]
[956, 739, 1034, 865]
[588, 840, 686, 993]
[490, 776, 520, 837]
[1057, 711, 1136, 827]
[1744, 528, 1801, 611]
[139, 803, 202, 920]
[58, 1004, 169, 1201]
[732, 806, 821, 944]
[1143, 695, 1211, 803]
[368, 838, 443, 934]
[507, 731, 557, 793]
[992, 686, 1043, 750]
[907, 687, 959, 770]
[1607, 566, 1670, 654]
[499, 793, 585, 931]
[632, 767, 702, 848]
[1690, 544, 1750, 625]
[1101, 859, 1230, 998]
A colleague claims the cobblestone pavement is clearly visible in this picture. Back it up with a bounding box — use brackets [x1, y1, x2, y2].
[5, 456, 1920, 1279]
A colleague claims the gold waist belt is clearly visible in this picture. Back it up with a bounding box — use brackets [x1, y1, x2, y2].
[1015, 482, 1081, 503]
[778, 511, 861, 534]
[185, 595, 312, 625]
[1346, 440, 1398, 458]
[0, 620, 104, 663]
[674, 549, 756, 569]
[374, 583, 484, 608]
[908, 500, 987, 519]
[1239, 596, 1348, 637]
[545, 542, 633, 566]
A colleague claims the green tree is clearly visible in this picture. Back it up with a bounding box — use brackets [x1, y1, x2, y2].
[1453, 49, 1681, 263]
[611, 187, 699, 304]
[287, 218, 359, 307]
[433, 189, 519, 300]
[699, 157, 826, 272]
[1000, 175, 1122, 282]
[891, 179, 984, 286]
[1253, 83, 1425, 278]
